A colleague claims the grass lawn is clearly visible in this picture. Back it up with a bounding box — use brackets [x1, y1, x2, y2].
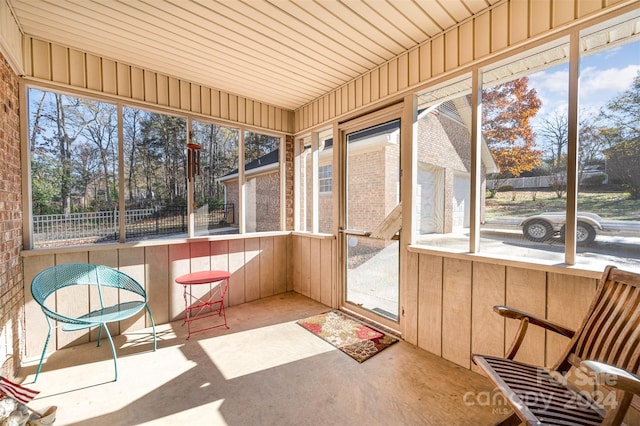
[485, 190, 640, 221]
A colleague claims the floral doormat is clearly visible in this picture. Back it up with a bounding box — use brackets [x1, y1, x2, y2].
[297, 310, 398, 363]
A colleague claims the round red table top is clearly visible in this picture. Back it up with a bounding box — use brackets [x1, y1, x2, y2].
[175, 270, 231, 285]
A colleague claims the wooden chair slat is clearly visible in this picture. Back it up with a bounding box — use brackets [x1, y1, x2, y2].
[473, 266, 640, 426]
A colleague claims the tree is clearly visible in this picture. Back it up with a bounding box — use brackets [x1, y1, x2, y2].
[482, 77, 543, 196]
[601, 72, 640, 199]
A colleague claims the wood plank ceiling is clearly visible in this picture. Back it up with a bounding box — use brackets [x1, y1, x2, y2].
[8, 0, 498, 111]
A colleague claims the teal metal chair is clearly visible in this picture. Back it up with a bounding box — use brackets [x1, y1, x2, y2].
[31, 263, 157, 381]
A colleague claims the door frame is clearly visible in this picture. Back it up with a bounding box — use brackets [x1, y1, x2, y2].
[336, 103, 405, 332]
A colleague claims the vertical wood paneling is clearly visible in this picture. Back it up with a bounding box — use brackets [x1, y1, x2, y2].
[408, 49, 419, 86]
[259, 237, 275, 298]
[379, 65, 389, 98]
[362, 74, 371, 105]
[388, 58, 398, 94]
[244, 238, 260, 302]
[471, 263, 506, 374]
[86, 54, 102, 91]
[50, 44, 68, 84]
[546, 273, 596, 367]
[505, 267, 546, 366]
[131, 67, 144, 101]
[530, 0, 551, 36]
[442, 258, 472, 368]
[253, 100, 261, 126]
[169, 244, 190, 321]
[69, 49, 85, 88]
[168, 77, 180, 109]
[89, 250, 119, 339]
[211, 90, 220, 117]
[180, 81, 191, 111]
[261, 103, 268, 128]
[444, 30, 459, 72]
[145, 245, 170, 325]
[491, 3, 509, 52]
[417, 253, 441, 353]
[117, 63, 131, 98]
[102, 59, 117, 95]
[201, 87, 211, 116]
[228, 239, 246, 305]
[269, 105, 276, 129]
[320, 238, 333, 306]
[510, 0, 529, 45]
[229, 94, 238, 122]
[297, 236, 311, 297]
[144, 71, 157, 103]
[220, 92, 229, 120]
[115, 248, 145, 333]
[54, 252, 90, 348]
[329, 91, 337, 118]
[355, 77, 363, 109]
[31, 39, 51, 80]
[398, 53, 408, 90]
[577, 0, 601, 19]
[340, 85, 349, 114]
[474, 12, 491, 59]
[190, 83, 201, 113]
[419, 43, 431, 82]
[189, 241, 212, 307]
[287, 234, 294, 292]
[309, 238, 321, 301]
[553, 0, 575, 27]
[274, 236, 288, 294]
[431, 35, 445, 76]
[240, 98, 248, 124]
[23, 255, 55, 359]
[459, 21, 474, 65]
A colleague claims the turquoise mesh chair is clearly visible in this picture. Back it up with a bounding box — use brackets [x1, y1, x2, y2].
[31, 263, 157, 381]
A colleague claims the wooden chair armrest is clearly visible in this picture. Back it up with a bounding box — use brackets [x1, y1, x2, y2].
[581, 360, 640, 396]
[494, 305, 575, 359]
[494, 305, 575, 338]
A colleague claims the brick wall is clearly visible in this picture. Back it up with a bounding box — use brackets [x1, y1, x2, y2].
[0, 52, 23, 378]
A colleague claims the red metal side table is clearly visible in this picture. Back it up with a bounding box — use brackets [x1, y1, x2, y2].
[175, 270, 231, 339]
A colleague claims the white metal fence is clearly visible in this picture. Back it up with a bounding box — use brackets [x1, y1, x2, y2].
[32, 205, 234, 248]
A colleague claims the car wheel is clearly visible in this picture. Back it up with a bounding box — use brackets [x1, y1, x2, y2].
[523, 220, 553, 242]
[560, 221, 597, 245]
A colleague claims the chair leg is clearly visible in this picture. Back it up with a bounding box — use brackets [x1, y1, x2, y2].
[34, 321, 53, 382]
[96, 324, 102, 347]
[146, 304, 157, 351]
[101, 323, 118, 381]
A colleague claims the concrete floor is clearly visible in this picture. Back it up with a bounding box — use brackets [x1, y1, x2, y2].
[19, 292, 506, 426]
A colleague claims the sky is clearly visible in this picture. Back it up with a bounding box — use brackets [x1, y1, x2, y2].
[528, 39, 640, 125]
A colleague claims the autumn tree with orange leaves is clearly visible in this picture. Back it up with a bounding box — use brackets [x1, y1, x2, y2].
[483, 77, 543, 196]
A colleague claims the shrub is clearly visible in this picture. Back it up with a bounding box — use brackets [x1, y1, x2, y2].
[581, 174, 606, 188]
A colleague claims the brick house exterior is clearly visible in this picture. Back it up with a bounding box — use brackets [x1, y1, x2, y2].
[0, 52, 23, 378]
[219, 150, 282, 232]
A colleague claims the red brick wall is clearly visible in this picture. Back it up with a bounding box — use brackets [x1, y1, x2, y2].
[0, 52, 23, 377]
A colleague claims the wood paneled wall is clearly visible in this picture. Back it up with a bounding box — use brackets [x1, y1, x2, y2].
[22, 235, 291, 359]
[406, 251, 599, 373]
[294, 0, 634, 132]
[290, 233, 336, 308]
[22, 37, 294, 134]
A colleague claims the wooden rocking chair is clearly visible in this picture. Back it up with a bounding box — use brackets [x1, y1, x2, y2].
[473, 266, 640, 425]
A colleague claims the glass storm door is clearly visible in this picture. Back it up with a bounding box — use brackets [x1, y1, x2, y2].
[342, 119, 400, 323]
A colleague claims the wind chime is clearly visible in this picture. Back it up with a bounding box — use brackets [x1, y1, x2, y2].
[186, 141, 202, 181]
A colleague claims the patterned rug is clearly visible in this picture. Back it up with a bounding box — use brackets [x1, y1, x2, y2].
[297, 310, 398, 362]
